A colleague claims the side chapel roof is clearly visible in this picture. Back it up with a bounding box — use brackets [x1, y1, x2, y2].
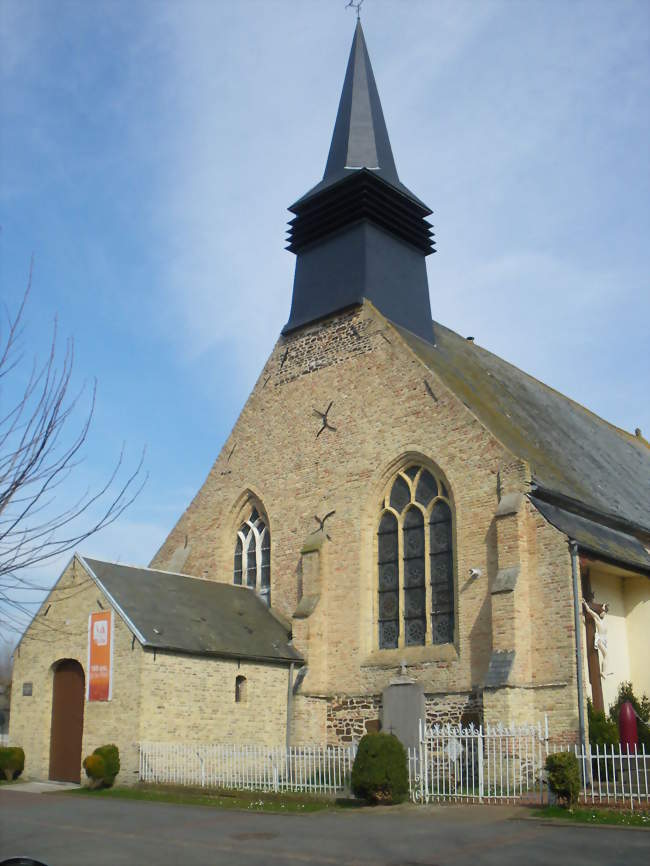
[80, 557, 303, 664]
[392, 317, 650, 573]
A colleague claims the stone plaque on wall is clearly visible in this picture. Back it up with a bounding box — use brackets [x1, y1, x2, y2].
[22, 682, 33, 696]
[381, 680, 425, 749]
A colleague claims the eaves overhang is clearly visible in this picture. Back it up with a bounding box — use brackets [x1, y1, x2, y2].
[530, 497, 650, 576]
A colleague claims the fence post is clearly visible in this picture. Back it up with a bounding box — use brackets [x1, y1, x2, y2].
[478, 726, 484, 802]
[418, 718, 426, 804]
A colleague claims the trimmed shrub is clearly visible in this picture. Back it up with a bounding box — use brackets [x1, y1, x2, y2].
[351, 733, 408, 805]
[0, 746, 25, 781]
[545, 752, 580, 808]
[83, 744, 120, 788]
[82, 754, 106, 788]
[93, 744, 120, 781]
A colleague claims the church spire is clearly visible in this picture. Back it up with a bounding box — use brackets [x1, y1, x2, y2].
[315, 21, 399, 197]
[284, 22, 435, 343]
[295, 20, 425, 209]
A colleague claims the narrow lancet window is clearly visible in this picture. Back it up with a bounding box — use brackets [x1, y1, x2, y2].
[233, 505, 271, 605]
[430, 500, 454, 644]
[378, 512, 399, 649]
[403, 507, 426, 646]
[235, 675, 247, 703]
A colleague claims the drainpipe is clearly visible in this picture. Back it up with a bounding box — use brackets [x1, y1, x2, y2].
[570, 540, 586, 751]
[286, 662, 295, 748]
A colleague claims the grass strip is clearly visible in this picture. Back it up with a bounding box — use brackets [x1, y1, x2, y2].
[66, 783, 363, 813]
[531, 805, 650, 827]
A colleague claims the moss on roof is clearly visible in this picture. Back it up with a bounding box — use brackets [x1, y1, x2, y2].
[392, 318, 650, 533]
[81, 557, 303, 664]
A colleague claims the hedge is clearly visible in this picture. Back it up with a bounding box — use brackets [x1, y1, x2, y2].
[351, 733, 408, 805]
[0, 746, 25, 781]
[545, 751, 580, 808]
[83, 743, 120, 789]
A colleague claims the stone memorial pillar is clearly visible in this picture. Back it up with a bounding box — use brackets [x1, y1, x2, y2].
[381, 669, 425, 750]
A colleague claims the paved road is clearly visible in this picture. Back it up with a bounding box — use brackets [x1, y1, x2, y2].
[0, 791, 648, 866]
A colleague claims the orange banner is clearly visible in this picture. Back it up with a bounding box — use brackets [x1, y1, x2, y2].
[88, 610, 112, 701]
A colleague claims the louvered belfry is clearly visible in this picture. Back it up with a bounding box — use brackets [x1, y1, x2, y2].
[284, 21, 435, 343]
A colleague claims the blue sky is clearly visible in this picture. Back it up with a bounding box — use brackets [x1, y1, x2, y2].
[1, 0, 649, 644]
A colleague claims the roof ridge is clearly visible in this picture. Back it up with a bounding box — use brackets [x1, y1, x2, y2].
[80, 555, 203, 583]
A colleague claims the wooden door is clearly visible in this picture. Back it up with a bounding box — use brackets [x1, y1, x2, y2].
[49, 659, 85, 782]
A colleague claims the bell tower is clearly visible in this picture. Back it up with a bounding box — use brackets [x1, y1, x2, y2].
[284, 21, 435, 343]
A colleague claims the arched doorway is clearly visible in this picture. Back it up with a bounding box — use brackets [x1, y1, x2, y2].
[49, 659, 85, 782]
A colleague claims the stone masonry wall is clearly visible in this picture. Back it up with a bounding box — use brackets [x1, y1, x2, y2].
[9, 558, 143, 784]
[146, 301, 582, 742]
[139, 651, 289, 746]
[324, 691, 483, 745]
[424, 691, 483, 728]
[150, 303, 516, 696]
[327, 694, 382, 743]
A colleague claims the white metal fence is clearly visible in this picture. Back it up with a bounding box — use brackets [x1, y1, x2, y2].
[408, 719, 548, 804]
[138, 726, 649, 808]
[409, 719, 650, 807]
[139, 742, 356, 796]
[549, 742, 649, 809]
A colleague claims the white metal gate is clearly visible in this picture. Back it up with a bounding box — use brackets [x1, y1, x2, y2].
[409, 718, 548, 803]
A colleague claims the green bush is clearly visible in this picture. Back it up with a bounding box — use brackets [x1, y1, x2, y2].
[82, 754, 106, 788]
[588, 699, 618, 749]
[0, 746, 25, 781]
[93, 744, 120, 781]
[83, 743, 120, 788]
[351, 733, 408, 805]
[608, 682, 650, 751]
[546, 752, 580, 808]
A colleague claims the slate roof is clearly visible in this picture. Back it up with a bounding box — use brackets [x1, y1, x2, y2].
[531, 499, 650, 574]
[392, 317, 650, 543]
[80, 557, 303, 665]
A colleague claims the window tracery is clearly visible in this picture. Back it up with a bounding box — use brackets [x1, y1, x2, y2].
[377, 465, 455, 649]
[233, 506, 271, 605]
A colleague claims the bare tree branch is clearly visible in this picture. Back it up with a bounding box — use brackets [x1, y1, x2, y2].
[0, 263, 147, 640]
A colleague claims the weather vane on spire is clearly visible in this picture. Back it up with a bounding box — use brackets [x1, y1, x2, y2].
[346, 0, 364, 21]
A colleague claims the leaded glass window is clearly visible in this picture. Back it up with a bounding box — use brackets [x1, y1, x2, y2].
[234, 537, 243, 585]
[378, 512, 399, 649]
[403, 507, 426, 645]
[430, 500, 453, 644]
[234, 507, 271, 605]
[377, 464, 455, 649]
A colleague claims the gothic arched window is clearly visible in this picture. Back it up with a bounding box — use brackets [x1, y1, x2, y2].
[377, 465, 454, 649]
[233, 507, 271, 605]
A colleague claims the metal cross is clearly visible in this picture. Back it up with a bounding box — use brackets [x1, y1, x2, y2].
[314, 510, 336, 540]
[424, 379, 438, 402]
[313, 401, 336, 437]
[346, 0, 364, 20]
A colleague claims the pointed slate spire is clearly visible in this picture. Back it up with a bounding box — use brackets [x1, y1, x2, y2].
[284, 23, 435, 343]
[296, 20, 424, 207]
[326, 20, 396, 177]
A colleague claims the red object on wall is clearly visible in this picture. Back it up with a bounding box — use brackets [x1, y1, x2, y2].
[87, 610, 113, 701]
[619, 701, 638, 753]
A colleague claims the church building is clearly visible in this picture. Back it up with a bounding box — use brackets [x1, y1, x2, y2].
[9, 22, 650, 784]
